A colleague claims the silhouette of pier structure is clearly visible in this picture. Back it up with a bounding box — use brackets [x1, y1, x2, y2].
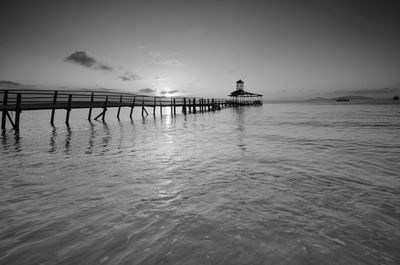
[1, 88, 261, 131]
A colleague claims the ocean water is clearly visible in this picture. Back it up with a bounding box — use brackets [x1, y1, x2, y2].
[1, 102, 399, 265]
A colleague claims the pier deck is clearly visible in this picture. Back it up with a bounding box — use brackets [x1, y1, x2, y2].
[1, 89, 261, 131]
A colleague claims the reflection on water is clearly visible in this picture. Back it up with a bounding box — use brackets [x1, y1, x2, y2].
[1, 104, 400, 264]
[49, 127, 57, 153]
[64, 126, 72, 155]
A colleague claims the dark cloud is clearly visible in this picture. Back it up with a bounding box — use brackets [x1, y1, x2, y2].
[139, 88, 157, 94]
[64, 51, 113, 71]
[160, 90, 179, 95]
[119, 72, 142, 81]
[119, 76, 131, 81]
[0, 80, 20, 86]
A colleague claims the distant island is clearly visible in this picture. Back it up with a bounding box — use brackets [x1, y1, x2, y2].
[305, 95, 374, 102]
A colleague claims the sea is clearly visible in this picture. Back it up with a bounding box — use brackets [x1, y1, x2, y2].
[1, 101, 399, 265]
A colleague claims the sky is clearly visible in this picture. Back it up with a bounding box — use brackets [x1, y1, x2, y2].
[1, 0, 399, 100]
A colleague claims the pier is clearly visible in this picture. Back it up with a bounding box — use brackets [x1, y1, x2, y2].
[1, 89, 262, 131]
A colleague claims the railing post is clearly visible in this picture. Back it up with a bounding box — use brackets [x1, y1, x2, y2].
[183, 97, 187, 114]
[130, 96, 135, 119]
[153, 97, 157, 116]
[14, 93, 22, 131]
[1, 90, 8, 130]
[141, 96, 146, 118]
[65, 94, 72, 125]
[160, 97, 163, 116]
[51, 91, 58, 126]
[117, 93, 122, 119]
[88, 92, 94, 120]
[102, 96, 108, 121]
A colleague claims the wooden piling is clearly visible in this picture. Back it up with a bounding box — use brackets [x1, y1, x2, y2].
[173, 98, 176, 115]
[193, 98, 196, 114]
[1, 90, 8, 130]
[88, 92, 94, 121]
[14, 93, 21, 131]
[160, 97, 163, 116]
[129, 96, 135, 119]
[183, 97, 187, 114]
[102, 96, 108, 121]
[153, 97, 157, 116]
[51, 91, 58, 126]
[117, 93, 122, 119]
[65, 94, 72, 125]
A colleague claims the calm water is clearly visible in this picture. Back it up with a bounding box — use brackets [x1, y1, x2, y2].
[1, 102, 399, 265]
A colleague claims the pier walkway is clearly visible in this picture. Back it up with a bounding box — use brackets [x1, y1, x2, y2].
[1, 89, 262, 131]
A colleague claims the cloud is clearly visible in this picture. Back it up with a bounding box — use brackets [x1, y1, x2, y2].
[154, 76, 168, 81]
[64, 51, 113, 71]
[139, 88, 157, 94]
[119, 72, 142, 81]
[159, 90, 179, 95]
[149, 51, 161, 59]
[155, 59, 183, 67]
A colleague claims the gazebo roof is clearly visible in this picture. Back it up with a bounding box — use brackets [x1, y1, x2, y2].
[236, 79, 244, 84]
[229, 89, 263, 97]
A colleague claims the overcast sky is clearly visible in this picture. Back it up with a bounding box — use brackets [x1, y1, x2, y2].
[1, 0, 399, 100]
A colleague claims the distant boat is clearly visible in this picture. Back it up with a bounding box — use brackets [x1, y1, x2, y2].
[393, 96, 399, 100]
[336, 97, 350, 102]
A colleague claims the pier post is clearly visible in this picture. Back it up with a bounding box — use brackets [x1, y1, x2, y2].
[117, 93, 122, 119]
[51, 91, 58, 126]
[188, 99, 192, 114]
[173, 98, 176, 115]
[14, 93, 22, 131]
[153, 97, 156, 116]
[208, 99, 210, 111]
[212, 99, 215, 111]
[130, 96, 135, 119]
[102, 96, 108, 121]
[170, 98, 173, 115]
[141, 97, 148, 118]
[160, 97, 163, 116]
[65, 94, 72, 125]
[183, 97, 187, 114]
[88, 92, 94, 121]
[1, 90, 8, 130]
[193, 98, 196, 114]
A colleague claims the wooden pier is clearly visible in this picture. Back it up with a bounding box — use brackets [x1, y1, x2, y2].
[1, 89, 262, 131]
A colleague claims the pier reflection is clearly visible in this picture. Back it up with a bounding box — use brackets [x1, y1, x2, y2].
[49, 127, 57, 153]
[234, 108, 247, 155]
[86, 122, 96, 155]
[64, 126, 72, 155]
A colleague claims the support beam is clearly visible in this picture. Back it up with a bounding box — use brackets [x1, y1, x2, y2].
[129, 96, 135, 119]
[14, 93, 21, 131]
[117, 93, 122, 119]
[65, 94, 72, 125]
[183, 97, 187, 114]
[193, 98, 196, 114]
[1, 90, 8, 130]
[51, 91, 58, 126]
[173, 98, 176, 115]
[160, 97, 162, 116]
[88, 92, 94, 121]
[153, 97, 157, 116]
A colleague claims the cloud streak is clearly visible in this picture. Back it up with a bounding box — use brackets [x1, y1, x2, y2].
[65, 51, 113, 71]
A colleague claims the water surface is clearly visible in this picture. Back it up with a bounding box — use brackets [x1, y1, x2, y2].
[1, 103, 399, 264]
